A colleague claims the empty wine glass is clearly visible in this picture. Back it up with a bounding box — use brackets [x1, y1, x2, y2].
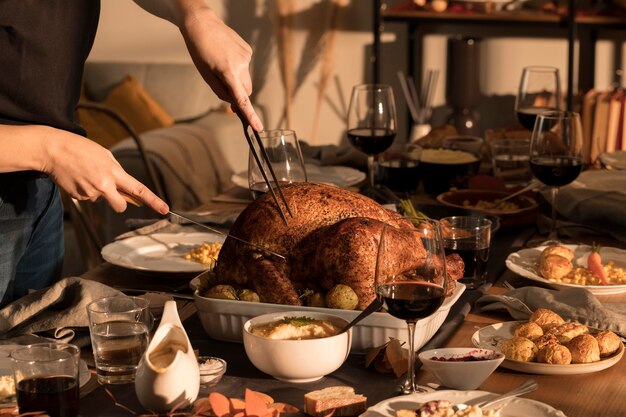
[515, 66, 561, 131]
[529, 111, 584, 245]
[347, 84, 397, 189]
[375, 218, 448, 394]
[247, 129, 307, 199]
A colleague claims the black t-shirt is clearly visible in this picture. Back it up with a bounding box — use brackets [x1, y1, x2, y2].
[0, 0, 100, 135]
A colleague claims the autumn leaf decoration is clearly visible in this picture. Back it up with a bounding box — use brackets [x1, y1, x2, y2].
[201, 389, 299, 417]
[365, 338, 409, 377]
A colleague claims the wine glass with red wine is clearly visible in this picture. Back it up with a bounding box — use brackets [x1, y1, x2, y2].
[529, 111, 584, 245]
[515, 66, 561, 131]
[347, 84, 397, 189]
[375, 218, 448, 394]
[247, 129, 307, 199]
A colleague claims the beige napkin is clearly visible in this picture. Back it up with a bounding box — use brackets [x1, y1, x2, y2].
[475, 286, 626, 337]
[0, 277, 123, 343]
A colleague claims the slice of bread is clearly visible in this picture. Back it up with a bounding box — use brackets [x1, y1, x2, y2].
[304, 386, 367, 417]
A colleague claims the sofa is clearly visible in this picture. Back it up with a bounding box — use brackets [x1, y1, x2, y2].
[65, 61, 251, 272]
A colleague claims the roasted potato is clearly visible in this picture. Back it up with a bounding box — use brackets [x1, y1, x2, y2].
[325, 284, 359, 310]
[238, 289, 260, 302]
[203, 284, 237, 300]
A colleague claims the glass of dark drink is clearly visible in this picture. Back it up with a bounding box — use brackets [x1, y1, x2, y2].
[347, 84, 397, 189]
[247, 129, 307, 199]
[375, 218, 448, 394]
[440, 216, 492, 290]
[11, 343, 80, 417]
[515, 66, 561, 131]
[529, 110, 584, 244]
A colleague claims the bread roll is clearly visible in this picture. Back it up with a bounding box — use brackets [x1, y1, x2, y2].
[534, 334, 560, 351]
[500, 336, 537, 362]
[539, 254, 573, 281]
[594, 330, 622, 357]
[540, 245, 574, 262]
[529, 308, 565, 332]
[537, 344, 572, 365]
[545, 322, 589, 343]
[567, 334, 600, 364]
[514, 322, 543, 341]
[304, 386, 367, 417]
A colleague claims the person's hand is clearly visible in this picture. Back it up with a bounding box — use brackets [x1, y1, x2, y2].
[43, 130, 169, 215]
[177, 4, 263, 131]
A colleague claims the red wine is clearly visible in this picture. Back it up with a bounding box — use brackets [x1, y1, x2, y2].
[530, 156, 582, 187]
[17, 375, 79, 417]
[378, 159, 420, 193]
[444, 247, 489, 287]
[378, 281, 445, 322]
[516, 107, 556, 131]
[347, 128, 395, 155]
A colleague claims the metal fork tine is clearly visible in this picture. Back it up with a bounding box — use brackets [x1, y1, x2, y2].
[250, 128, 294, 218]
[237, 113, 290, 224]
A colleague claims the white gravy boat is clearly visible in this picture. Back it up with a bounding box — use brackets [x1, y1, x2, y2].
[135, 300, 199, 412]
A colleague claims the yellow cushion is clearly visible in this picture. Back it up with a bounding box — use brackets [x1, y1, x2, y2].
[78, 75, 175, 148]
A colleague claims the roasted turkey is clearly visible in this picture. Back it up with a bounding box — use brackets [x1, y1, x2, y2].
[215, 182, 463, 309]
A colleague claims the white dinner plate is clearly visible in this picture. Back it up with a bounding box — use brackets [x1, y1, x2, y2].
[471, 321, 624, 375]
[0, 345, 91, 405]
[599, 150, 626, 170]
[360, 389, 565, 417]
[101, 232, 225, 273]
[231, 164, 365, 189]
[505, 244, 626, 295]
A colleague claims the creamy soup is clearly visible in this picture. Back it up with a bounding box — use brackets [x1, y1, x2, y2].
[250, 316, 341, 340]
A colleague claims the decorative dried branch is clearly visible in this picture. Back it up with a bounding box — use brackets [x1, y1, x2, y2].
[309, 0, 346, 144]
[275, 0, 296, 129]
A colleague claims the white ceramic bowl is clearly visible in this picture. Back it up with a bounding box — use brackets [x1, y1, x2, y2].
[418, 347, 505, 390]
[243, 311, 351, 383]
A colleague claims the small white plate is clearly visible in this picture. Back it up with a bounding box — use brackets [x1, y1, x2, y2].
[471, 321, 624, 375]
[101, 232, 225, 273]
[231, 164, 365, 189]
[361, 389, 566, 417]
[505, 244, 626, 295]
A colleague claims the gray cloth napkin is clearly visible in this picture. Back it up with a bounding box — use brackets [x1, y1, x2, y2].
[0, 277, 123, 344]
[475, 286, 626, 337]
[299, 141, 368, 169]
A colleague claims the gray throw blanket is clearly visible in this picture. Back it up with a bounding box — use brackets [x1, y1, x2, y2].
[476, 286, 626, 337]
[0, 277, 123, 344]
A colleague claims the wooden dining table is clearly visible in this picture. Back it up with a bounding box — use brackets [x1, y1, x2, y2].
[76, 194, 626, 417]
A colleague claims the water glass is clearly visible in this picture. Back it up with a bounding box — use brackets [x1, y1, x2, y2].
[87, 296, 152, 384]
[11, 343, 80, 417]
[247, 129, 307, 199]
[489, 138, 532, 185]
[440, 216, 492, 289]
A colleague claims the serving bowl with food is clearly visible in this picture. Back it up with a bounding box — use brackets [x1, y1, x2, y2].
[437, 188, 539, 229]
[192, 182, 466, 352]
[418, 148, 481, 196]
[417, 347, 505, 390]
[242, 311, 351, 382]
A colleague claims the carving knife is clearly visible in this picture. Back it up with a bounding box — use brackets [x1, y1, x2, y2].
[121, 192, 285, 260]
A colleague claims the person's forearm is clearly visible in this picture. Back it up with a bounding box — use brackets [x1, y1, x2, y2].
[132, 0, 211, 27]
[0, 124, 56, 173]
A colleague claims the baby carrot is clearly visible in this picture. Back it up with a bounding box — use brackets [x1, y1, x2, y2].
[588, 244, 609, 285]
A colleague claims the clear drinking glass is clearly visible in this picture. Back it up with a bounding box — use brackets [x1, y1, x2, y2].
[347, 84, 397, 188]
[87, 296, 153, 384]
[529, 111, 584, 245]
[375, 218, 448, 394]
[11, 343, 81, 417]
[247, 129, 307, 199]
[515, 66, 561, 131]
